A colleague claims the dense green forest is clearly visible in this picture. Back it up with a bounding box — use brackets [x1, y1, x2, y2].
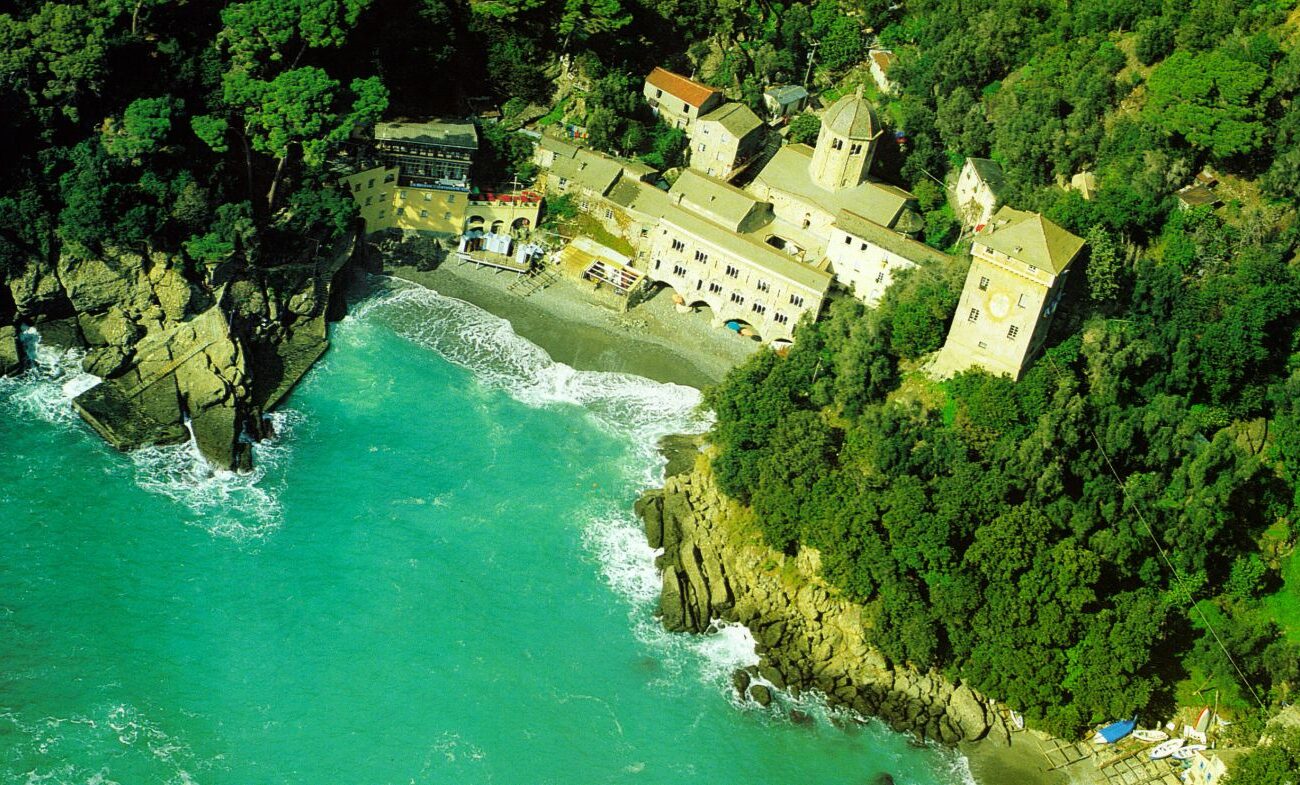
[700, 0, 1300, 740]
[0, 1, 402, 277]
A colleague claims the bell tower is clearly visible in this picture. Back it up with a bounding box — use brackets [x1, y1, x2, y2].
[810, 86, 882, 191]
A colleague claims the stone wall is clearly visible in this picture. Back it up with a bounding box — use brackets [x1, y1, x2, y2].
[636, 454, 1013, 746]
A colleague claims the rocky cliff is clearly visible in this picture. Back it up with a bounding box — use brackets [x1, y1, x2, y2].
[636, 452, 1014, 746]
[1, 234, 364, 470]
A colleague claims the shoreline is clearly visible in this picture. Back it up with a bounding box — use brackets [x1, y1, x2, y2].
[383, 252, 1085, 785]
[645, 448, 1090, 785]
[384, 258, 759, 390]
[960, 731, 1074, 785]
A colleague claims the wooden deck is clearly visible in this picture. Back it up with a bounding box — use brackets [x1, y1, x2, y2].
[506, 267, 559, 297]
[455, 250, 532, 275]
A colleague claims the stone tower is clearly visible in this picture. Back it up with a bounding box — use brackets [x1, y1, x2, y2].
[936, 207, 1085, 380]
[809, 86, 882, 191]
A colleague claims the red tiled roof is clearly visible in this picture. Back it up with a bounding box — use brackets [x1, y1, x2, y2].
[646, 67, 721, 109]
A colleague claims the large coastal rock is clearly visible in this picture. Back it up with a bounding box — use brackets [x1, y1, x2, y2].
[0, 324, 21, 376]
[2, 233, 362, 469]
[636, 458, 1011, 746]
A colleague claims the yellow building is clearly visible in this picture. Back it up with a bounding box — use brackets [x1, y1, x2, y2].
[340, 165, 541, 238]
[936, 207, 1085, 380]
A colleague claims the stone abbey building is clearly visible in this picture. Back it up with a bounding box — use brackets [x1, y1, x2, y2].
[343, 81, 1083, 371]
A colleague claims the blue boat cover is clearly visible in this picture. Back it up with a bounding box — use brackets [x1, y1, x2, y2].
[1098, 718, 1136, 743]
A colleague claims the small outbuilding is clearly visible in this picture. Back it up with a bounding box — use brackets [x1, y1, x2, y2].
[762, 85, 809, 123]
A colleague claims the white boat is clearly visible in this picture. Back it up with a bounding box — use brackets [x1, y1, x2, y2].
[1009, 711, 1025, 731]
[1194, 707, 1212, 733]
[1133, 729, 1169, 743]
[1171, 744, 1207, 761]
[1150, 739, 1186, 760]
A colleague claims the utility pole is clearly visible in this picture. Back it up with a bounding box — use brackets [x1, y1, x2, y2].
[802, 40, 820, 88]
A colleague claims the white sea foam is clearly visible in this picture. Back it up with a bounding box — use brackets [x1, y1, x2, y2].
[579, 503, 664, 605]
[0, 703, 218, 785]
[0, 327, 296, 540]
[351, 280, 711, 482]
[128, 409, 303, 541]
[351, 279, 779, 711]
[0, 327, 101, 425]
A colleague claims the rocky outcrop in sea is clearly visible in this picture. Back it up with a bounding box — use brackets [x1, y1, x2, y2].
[636, 448, 1013, 747]
[0, 234, 363, 470]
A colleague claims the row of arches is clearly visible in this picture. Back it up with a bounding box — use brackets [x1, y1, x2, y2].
[464, 215, 531, 234]
[661, 283, 770, 343]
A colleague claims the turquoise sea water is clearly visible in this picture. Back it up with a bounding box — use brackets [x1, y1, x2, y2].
[0, 280, 971, 785]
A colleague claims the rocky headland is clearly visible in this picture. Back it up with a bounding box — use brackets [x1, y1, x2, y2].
[636, 443, 1014, 748]
[0, 234, 365, 470]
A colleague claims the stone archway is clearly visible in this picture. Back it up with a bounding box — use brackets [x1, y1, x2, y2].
[721, 315, 763, 342]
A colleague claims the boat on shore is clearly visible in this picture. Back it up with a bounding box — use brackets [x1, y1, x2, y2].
[1150, 738, 1186, 759]
[1133, 729, 1169, 743]
[1172, 744, 1207, 761]
[1092, 718, 1136, 744]
[1194, 707, 1212, 733]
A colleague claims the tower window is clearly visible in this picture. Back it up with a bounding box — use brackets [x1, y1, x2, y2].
[757, 280, 770, 293]
[979, 276, 989, 291]
[968, 308, 980, 323]
[1008, 325, 1019, 339]
[875, 272, 885, 283]
[789, 293, 804, 307]
[725, 265, 739, 278]
[850, 143, 862, 155]
[730, 292, 745, 305]
[831, 138, 844, 150]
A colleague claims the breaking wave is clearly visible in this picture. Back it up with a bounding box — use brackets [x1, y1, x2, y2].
[0, 327, 101, 426]
[350, 279, 711, 483]
[128, 409, 304, 541]
[0, 326, 299, 541]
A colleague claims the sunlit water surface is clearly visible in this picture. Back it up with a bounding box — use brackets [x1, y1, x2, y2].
[0, 281, 972, 785]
